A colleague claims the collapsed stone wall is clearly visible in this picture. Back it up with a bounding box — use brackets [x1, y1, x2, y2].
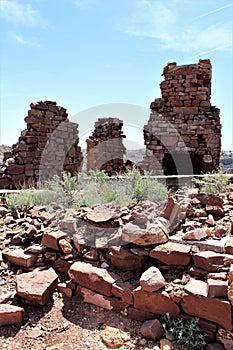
[0, 101, 83, 189]
[140, 59, 221, 175]
[86, 117, 126, 174]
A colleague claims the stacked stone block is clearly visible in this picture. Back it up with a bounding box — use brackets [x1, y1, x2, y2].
[0, 101, 83, 189]
[141, 59, 221, 175]
[86, 117, 126, 174]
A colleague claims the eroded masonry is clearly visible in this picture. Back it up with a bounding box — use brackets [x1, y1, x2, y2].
[0, 59, 221, 188]
[140, 59, 221, 175]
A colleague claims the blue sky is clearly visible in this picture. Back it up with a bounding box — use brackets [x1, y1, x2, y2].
[0, 0, 232, 150]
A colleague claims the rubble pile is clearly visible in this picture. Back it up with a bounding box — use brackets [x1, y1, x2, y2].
[0, 101, 83, 189]
[140, 59, 221, 175]
[86, 118, 126, 174]
[0, 190, 233, 348]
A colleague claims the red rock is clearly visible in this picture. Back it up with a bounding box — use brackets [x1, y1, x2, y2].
[207, 279, 228, 298]
[112, 280, 133, 304]
[86, 203, 119, 223]
[3, 248, 37, 267]
[16, 267, 58, 305]
[0, 304, 24, 326]
[193, 251, 233, 272]
[217, 328, 233, 350]
[122, 221, 168, 246]
[225, 237, 233, 255]
[194, 193, 223, 207]
[58, 239, 73, 254]
[109, 246, 146, 271]
[149, 242, 191, 266]
[133, 287, 180, 317]
[182, 228, 207, 240]
[163, 197, 181, 224]
[140, 266, 165, 292]
[141, 319, 164, 340]
[229, 264, 233, 284]
[41, 230, 67, 250]
[182, 294, 232, 330]
[77, 286, 128, 311]
[127, 307, 157, 321]
[68, 261, 118, 296]
[206, 343, 224, 350]
[57, 283, 72, 297]
[100, 325, 130, 347]
[6, 164, 25, 175]
[184, 279, 208, 297]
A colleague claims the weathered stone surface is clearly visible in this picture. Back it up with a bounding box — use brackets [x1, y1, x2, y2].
[109, 246, 146, 271]
[206, 344, 225, 350]
[140, 319, 164, 340]
[16, 267, 58, 305]
[225, 236, 233, 255]
[41, 230, 67, 250]
[194, 193, 223, 207]
[162, 197, 181, 225]
[86, 203, 119, 223]
[69, 261, 118, 296]
[100, 325, 130, 347]
[181, 294, 232, 330]
[127, 307, 157, 322]
[122, 222, 168, 246]
[228, 282, 233, 306]
[58, 239, 73, 255]
[184, 279, 208, 297]
[112, 280, 133, 304]
[217, 328, 233, 350]
[193, 251, 233, 272]
[207, 278, 228, 298]
[133, 287, 180, 317]
[149, 242, 191, 265]
[229, 264, 233, 284]
[3, 248, 37, 267]
[0, 304, 24, 326]
[77, 286, 128, 311]
[140, 266, 166, 292]
[160, 339, 174, 350]
[182, 228, 207, 240]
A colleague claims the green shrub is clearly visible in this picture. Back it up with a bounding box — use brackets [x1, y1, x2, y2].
[163, 313, 207, 350]
[193, 171, 232, 194]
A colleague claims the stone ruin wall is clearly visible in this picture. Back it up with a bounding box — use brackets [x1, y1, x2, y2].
[0, 101, 83, 189]
[140, 59, 221, 175]
[86, 117, 127, 175]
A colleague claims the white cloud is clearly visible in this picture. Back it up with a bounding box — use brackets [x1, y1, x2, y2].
[12, 33, 40, 47]
[125, 0, 233, 54]
[0, 0, 38, 26]
[74, 0, 94, 8]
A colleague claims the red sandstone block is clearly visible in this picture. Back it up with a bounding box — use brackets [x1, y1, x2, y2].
[0, 304, 24, 326]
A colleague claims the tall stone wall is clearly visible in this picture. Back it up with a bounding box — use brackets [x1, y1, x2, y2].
[140, 59, 221, 175]
[0, 101, 83, 189]
[86, 117, 126, 175]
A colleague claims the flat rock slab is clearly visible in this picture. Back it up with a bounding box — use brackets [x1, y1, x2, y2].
[182, 294, 232, 330]
[149, 241, 191, 265]
[16, 267, 58, 305]
[193, 251, 233, 272]
[122, 222, 168, 246]
[86, 203, 119, 223]
[69, 261, 119, 296]
[41, 230, 67, 250]
[133, 287, 180, 317]
[3, 248, 37, 267]
[109, 246, 146, 271]
[0, 304, 24, 326]
[77, 286, 128, 311]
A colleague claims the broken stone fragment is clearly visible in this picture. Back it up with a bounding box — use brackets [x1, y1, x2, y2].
[193, 251, 233, 272]
[181, 227, 207, 240]
[122, 221, 168, 246]
[0, 304, 24, 326]
[160, 339, 174, 350]
[58, 238, 73, 254]
[150, 241, 191, 266]
[77, 286, 128, 311]
[100, 325, 130, 348]
[207, 278, 228, 298]
[41, 230, 67, 250]
[140, 266, 166, 292]
[133, 287, 180, 317]
[69, 261, 119, 296]
[140, 318, 164, 340]
[224, 236, 233, 255]
[86, 203, 119, 223]
[16, 267, 58, 305]
[3, 247, 37, 267]
[109, 246, 146, 271]
[112, 280, 133, 304]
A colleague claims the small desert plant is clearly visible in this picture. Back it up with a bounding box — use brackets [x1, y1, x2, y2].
[162, 313, 207, 350]
[193, 171, 232, 194]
